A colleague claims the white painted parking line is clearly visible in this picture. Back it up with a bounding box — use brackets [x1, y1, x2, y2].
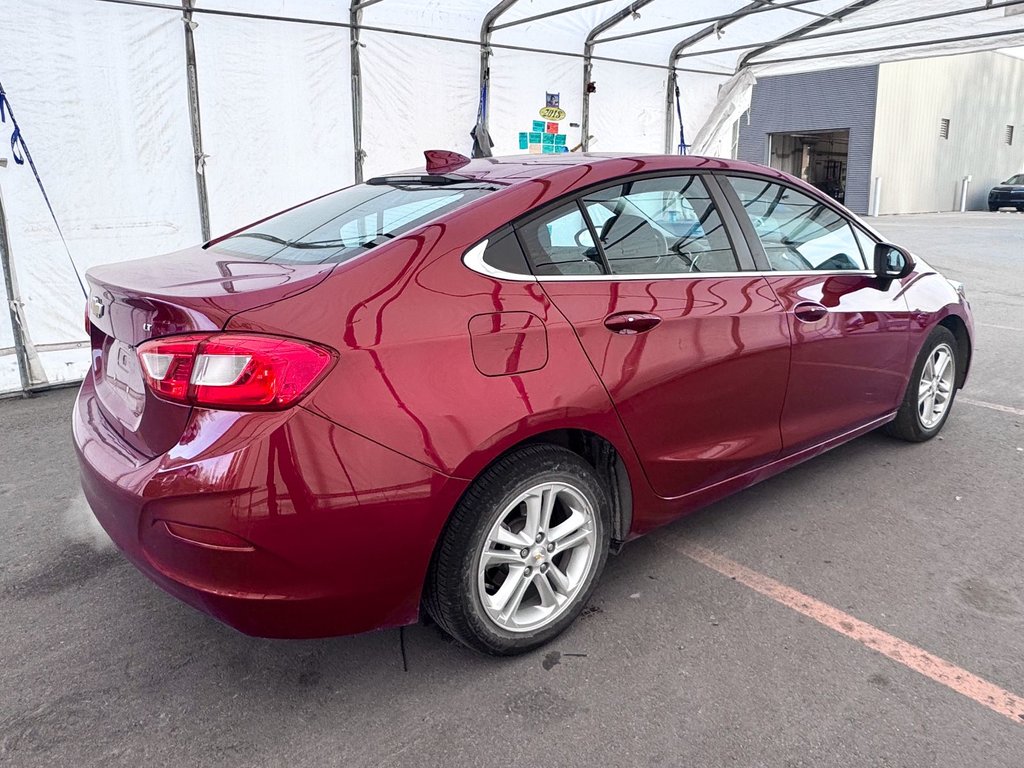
[979, 323, 1024, 332]
[960, 398, 1024, 417]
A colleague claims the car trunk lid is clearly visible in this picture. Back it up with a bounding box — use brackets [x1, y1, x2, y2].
[85, 245, 335, 457]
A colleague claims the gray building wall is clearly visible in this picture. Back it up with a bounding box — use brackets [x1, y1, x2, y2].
[737, 65, 879, 214]
[872, 52, 1024, 214]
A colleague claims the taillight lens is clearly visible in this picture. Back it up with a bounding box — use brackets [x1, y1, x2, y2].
[137, 333, 335, 410]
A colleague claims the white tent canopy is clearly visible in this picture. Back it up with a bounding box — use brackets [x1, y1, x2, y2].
[2, 0, 1023, 393]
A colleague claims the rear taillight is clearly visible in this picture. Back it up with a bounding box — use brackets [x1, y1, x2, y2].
[137, 333, 335, 411]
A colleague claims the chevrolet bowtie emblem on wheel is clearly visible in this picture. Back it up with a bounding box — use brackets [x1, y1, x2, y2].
[90, 296, 105, 319]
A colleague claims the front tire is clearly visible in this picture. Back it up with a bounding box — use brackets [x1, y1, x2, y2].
[884, 326, 959, 442]
[425, 444, 610, 655]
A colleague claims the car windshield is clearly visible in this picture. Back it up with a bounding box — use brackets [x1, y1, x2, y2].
[210, 178, 497, 264]
[1004, 174, 1024, 185]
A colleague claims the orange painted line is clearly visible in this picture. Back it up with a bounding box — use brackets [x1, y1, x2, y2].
[670, 539, 1024, 726]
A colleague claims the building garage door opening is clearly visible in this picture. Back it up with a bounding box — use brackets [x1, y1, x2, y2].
[768, 130, 850, 205]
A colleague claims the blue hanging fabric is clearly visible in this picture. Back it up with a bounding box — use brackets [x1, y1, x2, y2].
[674, 82, 689, 156]
[0, 80, 86, 298]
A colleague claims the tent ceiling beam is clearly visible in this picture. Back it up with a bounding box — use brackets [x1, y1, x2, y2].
[712, 1, 1022, 67]
[752, 25, 1024, 65]
[595, 0, 827, 45]
[739, 0, 884, 69]
[491, 0, 619, 31]
[94, 0, 727, 73]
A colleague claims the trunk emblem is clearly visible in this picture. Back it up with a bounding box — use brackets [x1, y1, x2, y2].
[143, 322, 153, 331]
[90, 296, 105, 319]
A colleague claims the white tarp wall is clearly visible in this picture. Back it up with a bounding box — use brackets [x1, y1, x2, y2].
[2, 0, 1023, 394]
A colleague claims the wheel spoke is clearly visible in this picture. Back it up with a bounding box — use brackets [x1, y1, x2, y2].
[918, 387, 931, 406]
[492, 525, 528, 549]
[498, 570, 533, 623]
[548, 508, 586, 545]
[523, 491, 543, 540]
[482, 548, 524, 567]
[539, 488, 557, 536]
[487, 565, 527, 616]
[553, 527, 591, 555]
[547, 562, 571, 594]
[922, 355, 934, 381]
[934, 350, 952, 381]
[534, 573, 559, 608]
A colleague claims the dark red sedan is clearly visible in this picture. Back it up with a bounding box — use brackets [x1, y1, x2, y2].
[75, 153, 973, 654]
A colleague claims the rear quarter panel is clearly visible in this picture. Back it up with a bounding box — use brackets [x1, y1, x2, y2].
[225, 191, 664, 534]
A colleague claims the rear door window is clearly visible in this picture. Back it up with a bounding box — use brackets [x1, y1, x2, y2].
[580, 175, 740, 275]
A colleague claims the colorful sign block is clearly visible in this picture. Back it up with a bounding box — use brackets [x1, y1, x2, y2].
[518, 132, 529, 150]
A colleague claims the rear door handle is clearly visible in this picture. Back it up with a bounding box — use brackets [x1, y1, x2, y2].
[604, 312, 662, 335]
[793, 302, 827, 323]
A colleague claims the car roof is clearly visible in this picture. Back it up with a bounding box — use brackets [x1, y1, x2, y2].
[402, 153, 782, 187]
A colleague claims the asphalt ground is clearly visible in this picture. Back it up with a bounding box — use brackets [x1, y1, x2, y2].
[1, 212, 1022, 767]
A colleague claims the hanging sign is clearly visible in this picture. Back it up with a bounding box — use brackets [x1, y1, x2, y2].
[539, 106, 566, 121]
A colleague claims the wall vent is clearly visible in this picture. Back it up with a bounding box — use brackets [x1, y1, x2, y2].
[939, 118, 950, 140]
[1006, 125, 1015, 146]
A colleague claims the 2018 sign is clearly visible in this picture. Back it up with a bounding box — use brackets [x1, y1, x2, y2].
[539, 106, 566, 121]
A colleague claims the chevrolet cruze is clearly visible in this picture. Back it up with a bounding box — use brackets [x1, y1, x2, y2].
[75, 152, 973, 654]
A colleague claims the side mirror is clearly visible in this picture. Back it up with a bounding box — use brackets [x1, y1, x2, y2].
[873, 243, 914, 280]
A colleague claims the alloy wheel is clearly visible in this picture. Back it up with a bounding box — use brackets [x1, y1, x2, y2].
[918, 342, 955, 429]
[477, 482, 598, 633]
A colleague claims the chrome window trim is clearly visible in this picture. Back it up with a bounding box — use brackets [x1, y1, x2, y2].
[462, 240, 876, 282]
[462, 238, 536, 282]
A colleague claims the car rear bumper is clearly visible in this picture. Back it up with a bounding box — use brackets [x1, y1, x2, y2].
[73, 374, 467, 638]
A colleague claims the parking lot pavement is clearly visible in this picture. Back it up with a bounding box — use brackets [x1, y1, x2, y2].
[2, 212, 1022, 767]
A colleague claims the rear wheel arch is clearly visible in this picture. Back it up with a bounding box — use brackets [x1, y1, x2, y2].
[448, 428, 635, 545]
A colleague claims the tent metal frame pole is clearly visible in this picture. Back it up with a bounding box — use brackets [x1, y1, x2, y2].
[663, 0, 766, 154]
[350, 0, 366, 182]
[0, 160, 34, 394]
[476, 0, 520, 158]
[181, 0, 211, 242]
[582, 0, 657, 152]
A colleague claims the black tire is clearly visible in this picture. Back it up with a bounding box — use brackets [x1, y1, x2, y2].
[884, 326, 959, 442]
[989, 205, 999, 212]
[424, 444, 611, 655]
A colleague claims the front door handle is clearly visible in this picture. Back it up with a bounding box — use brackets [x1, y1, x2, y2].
[793, 301, 828, 323]
[604, 312, 662, 335]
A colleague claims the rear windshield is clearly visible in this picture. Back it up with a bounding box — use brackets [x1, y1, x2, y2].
[1004, 174, 1024, 185]
[209, 179, 496, 264]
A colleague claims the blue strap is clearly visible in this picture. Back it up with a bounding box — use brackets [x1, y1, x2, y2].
[0, 81, 86, 298]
